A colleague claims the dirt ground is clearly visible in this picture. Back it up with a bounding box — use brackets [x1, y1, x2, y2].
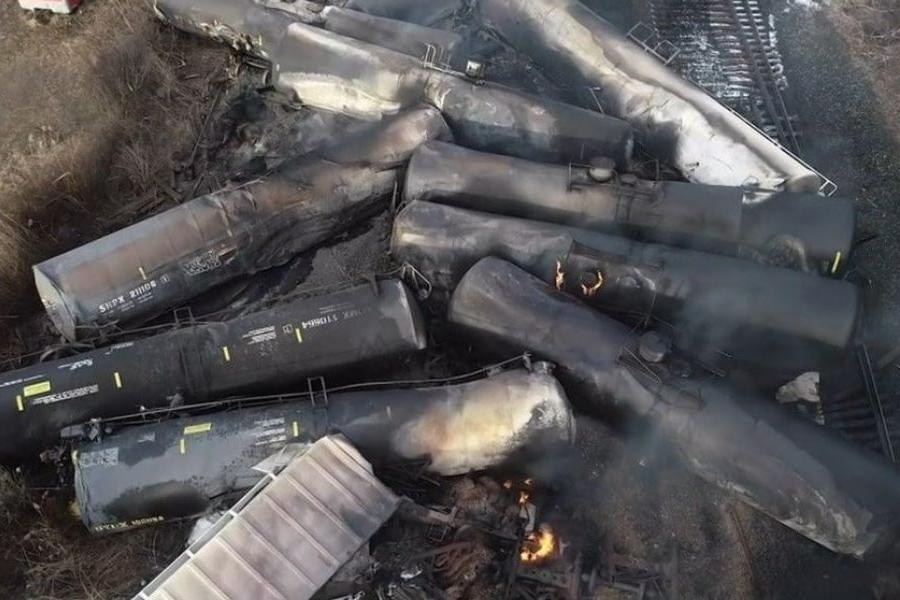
[0, 0, 232, 350]
[0, 1, 230, 597]
[0, 1, 900, 599]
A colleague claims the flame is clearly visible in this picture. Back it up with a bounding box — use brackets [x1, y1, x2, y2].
[520, 525, 557, 563]
[518, 490, 530, 506]
[580, 270, 604, 297]
[555, 261, 565, 290]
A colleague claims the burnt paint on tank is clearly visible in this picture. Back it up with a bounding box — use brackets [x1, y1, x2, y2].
[74, 368, 575, 532]
[33, 106, 450, 340]
[391, 202, 859, 372]
[447, 258, 900, 560]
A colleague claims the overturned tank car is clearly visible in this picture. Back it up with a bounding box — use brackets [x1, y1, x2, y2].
[481, 0, 824, 192]
[0, 279, 426, 460]
[154, 0, 463, 58]
[72, 364, 575, 533]
[33, 106, 449, 340]
[320, 5, 464, 61]
[341, 0, 462, 26]
[155, 0, 635, 166]
[404, 141, 855, 273]
[392, 202, 859, 372]
[448, 257, 900, 560]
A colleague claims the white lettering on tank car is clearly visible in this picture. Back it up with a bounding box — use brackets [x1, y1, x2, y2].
[30, 384, 100, 405]
[78, 447, 119, 468]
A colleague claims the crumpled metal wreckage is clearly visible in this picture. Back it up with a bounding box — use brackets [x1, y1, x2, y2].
[481, 0, 825, 192]
[73, 362, 575, 533]
[3, 2, 892, 592]
[448, 257, 900, 561]
[34, 106, 449, 340]
[391, 201, 859, 373]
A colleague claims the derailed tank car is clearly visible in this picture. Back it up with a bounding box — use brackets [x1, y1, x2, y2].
[155, 0, 635, 166]
[391, 202, 859, 372]
[33, 106, 449, 340]
[154, 0, 462, 58]
[0, 279, 426, 460]
[321, 6, 464, 60]
[271, 22, 633, 165]
[404, 141, 855, 273]
[341, 0, 461, 26]
[448, 258, 900, 560]
[481, 0, 824, 192]
[73, 365, 575, 533]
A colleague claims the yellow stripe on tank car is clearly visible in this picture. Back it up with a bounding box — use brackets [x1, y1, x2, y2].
[184, 423, 212, 435]
[23, 381, 51, 397]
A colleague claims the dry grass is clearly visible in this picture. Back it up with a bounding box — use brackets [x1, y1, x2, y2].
[20, 522, 149, 600]
[0, 467, 185, 600]
[830, 1, 900, 133]
[832, 0, 900, 57]
[0, 3, 229, 597]
[0, 0, 231, 331]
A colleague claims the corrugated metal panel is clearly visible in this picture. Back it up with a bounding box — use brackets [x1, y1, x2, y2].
[134, 436, 399, 600]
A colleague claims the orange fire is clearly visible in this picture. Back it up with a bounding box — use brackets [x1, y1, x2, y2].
[580, 270, 604, 297]
[518, 490, 530, 506]
[520, 525, 557, 563]
[555, 261, 565, 290]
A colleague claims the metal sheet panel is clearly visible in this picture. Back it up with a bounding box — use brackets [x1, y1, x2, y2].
[134, 436, 399, 600]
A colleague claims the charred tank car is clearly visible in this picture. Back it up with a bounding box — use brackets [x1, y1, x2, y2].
[0, 279, 426, 460]
[448, 257, 900, 560]
[391, 202, 860, 372]
[72, 364, 575, 533]
[404, 141, 855, 273]
[155, 0, 635, 166]
[341, 0, 462, 26]
[481, 0, 824, 192]
[34, 106, 449, 339]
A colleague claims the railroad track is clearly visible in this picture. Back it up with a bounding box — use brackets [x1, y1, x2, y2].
[641, 0, 802, 154]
